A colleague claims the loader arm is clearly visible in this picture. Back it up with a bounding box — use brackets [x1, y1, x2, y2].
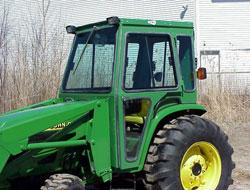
[0, 99, 112, 184]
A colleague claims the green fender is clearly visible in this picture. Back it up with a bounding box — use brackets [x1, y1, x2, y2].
[138, 103, 206, 171]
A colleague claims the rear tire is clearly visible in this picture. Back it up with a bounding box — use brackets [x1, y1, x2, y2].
[41, 173, 85, 190]
[143, 115, 234, 190]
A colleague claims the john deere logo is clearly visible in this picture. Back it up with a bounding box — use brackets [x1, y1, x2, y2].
[46, 122, 71, 131]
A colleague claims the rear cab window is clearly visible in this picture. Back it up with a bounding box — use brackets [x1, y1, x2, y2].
[177, 36, 195, 91]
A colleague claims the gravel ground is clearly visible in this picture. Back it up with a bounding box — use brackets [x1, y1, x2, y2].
[226, 123, 250, 190]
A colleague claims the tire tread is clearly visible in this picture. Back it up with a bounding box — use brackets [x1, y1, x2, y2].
[143, 115, 234, 190]
[40, 174, 84, 190]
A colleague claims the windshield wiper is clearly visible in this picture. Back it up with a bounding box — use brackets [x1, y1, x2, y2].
[73, 26, 97, 74]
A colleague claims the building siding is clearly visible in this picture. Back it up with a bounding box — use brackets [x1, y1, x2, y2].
[197, 0, 250, 91]
[198, 0, 250, 50]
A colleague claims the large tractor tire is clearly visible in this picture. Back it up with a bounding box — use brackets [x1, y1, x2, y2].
[41, 174, 85, 190]
[144, 115, 234, 190]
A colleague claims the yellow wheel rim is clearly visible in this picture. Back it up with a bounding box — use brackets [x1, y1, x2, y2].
[180, 141, 222, 190]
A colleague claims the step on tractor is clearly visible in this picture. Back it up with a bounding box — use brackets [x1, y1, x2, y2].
[0, 17, 234, 190]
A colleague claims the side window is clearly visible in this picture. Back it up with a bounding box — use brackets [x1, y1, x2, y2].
[152, 41, 176, 87]
[124, 33, 177, 90]
[177, 36, 195, 90]
[124, 43, 139, 88]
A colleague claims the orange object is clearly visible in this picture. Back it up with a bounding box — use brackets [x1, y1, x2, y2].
[197, 67, 207, 80]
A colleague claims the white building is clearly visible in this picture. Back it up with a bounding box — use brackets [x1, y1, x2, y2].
[1, 0, 250, 91]
[198, 0, 250, 92]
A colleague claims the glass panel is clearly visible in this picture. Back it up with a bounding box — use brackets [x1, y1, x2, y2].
[124, 33, 177, 90]
[124, 43, 139, 88]
[94, 44, 114, 87]
[67, 43, 93, 89]
[63, 26, 117, 92]
[177, 36, 194, 90]
[152, 41, 176, 87]
[124, 98, 151, 159]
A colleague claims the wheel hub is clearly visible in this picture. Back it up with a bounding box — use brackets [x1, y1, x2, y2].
[192, 163, 202, 176]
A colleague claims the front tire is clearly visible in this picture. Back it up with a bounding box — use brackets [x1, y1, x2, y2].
[41, 174, 85, 190]
[143, 115, 234, 190]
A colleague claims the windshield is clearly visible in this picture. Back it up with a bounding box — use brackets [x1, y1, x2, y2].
[63, 26, 117, 92]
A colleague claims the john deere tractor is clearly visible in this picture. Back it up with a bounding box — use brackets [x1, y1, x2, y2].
[0, 17, 234, 190]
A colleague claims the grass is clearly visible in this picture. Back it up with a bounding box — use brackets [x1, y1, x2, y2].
[198, 84, 250, 127]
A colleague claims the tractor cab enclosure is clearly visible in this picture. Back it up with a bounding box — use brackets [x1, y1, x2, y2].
[60, 17, 205, 170]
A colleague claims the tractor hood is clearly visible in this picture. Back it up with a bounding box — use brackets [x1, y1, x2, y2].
[0, 98, 111, 183]
[0, 99, 97, 155]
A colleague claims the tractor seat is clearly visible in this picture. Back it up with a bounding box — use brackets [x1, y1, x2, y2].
[125, 115, 144, 125]
[124, 99, 150, 125]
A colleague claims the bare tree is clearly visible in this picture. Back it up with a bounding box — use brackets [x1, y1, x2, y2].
[0, 3, 10, 113]
[0, 0, 68, 113]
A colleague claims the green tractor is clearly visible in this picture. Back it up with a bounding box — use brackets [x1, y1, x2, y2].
[0, 17, 234, 190]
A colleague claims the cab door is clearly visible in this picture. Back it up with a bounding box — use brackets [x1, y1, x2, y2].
[116, 26, 180, 170]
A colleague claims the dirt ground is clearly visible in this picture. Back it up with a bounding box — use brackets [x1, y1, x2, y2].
[226, 123, 250, 190]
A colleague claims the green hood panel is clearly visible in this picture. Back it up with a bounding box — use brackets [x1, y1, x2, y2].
[0, 100, 97, 154]
[0, 98, 112, 183]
